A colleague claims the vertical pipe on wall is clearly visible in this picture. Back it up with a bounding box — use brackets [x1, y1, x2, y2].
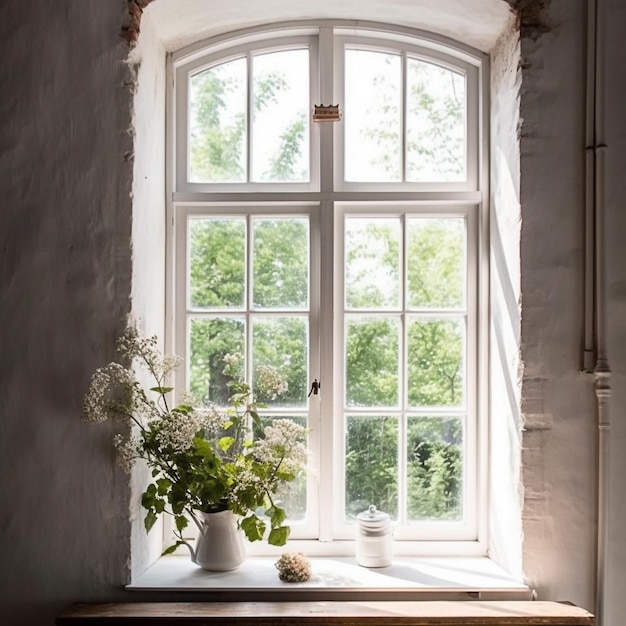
[586, 0, 611, 624]
[584, 0, 596, 374]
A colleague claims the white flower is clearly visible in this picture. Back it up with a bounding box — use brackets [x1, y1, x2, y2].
[255, 365, 288, 400]
[253, 419, 308, 474]
[113, 433, 139, 473]
[153, 408, 205, 453]
[229, 468, 264, 509]
[117, 328, 182, 382]
[82, 363, 135, 423]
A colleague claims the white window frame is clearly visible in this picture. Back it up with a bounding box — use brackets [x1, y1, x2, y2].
[167, 21, 490, 556]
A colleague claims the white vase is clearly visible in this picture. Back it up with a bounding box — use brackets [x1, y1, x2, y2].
[192, 509, 246, 571]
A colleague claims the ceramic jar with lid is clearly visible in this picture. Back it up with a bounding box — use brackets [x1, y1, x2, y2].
[356, 504, 392, 568]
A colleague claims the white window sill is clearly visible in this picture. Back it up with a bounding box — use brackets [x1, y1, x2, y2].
[128, 556, 531, 601]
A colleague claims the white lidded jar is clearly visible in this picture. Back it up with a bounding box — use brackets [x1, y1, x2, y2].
[356, 504, 392, 568]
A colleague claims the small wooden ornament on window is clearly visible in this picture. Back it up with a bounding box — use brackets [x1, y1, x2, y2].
[313, 104, 342, 122]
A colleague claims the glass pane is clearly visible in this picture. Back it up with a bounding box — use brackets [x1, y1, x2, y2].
[256, 416, 308, 522]
[407, 318, 464, 407]
[406, 59, 466, 182]
[407, 218, 465, 309]
[189, 58, 247, 183]
[189, 218, 245, 309]
[407, 416, 463, 521]
[345, 217, 400, 309]
[345, 317, 399, 407]
[252, 317, 308, 407]
[253, 218, 309, 309]
[345, 415, 398, 520]
[345, 49, 402, 182]
[252, 49, 310, 182]
[189, 317, 245, 405]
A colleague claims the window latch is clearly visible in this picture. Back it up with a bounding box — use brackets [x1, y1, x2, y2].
[308, 379, 321, 397]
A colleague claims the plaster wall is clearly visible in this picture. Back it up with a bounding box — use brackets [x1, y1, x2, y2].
[515, 0, 596, 609]
[604, 0, 626, 623]
[1, 0, 626, 625]
[488, 23, 523, 580]
[126, 11, 168, 580]
[0, 1, 134, 624]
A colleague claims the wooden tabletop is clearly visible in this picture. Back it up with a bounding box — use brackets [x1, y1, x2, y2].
[56, 600, 594, 625]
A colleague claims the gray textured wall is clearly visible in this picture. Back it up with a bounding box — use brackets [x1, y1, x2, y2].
[1, 0, 626, 624]
[0, 1, 134, 623]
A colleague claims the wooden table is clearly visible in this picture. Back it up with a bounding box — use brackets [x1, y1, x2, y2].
[56, 600, 594, 625]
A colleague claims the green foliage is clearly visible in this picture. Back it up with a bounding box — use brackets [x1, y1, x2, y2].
[189, 61, 246, 182]
[345, 416, 398, 518]
[189, 59, 307, 183]
[345, 318, 399, 407]
[265, 114, 307, 181]
[407, 418, 462, 520]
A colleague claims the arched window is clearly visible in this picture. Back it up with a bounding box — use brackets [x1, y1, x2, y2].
[170, 22, 487, 552]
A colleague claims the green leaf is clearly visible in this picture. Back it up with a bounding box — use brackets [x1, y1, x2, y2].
[141, 488, 156, 508]
[156, 478, 172, 496]
[161, 540, 185, 556]
[175, 515, 189, 533]
[268, 526, 290, 546]
[240, 514, 265, 542]
[171, 499, 186, 515]
[267, 505, 286, 528]
[144, 510, 158, 533]
[218, 436, 235, 452]
[150, 386, 174, 394]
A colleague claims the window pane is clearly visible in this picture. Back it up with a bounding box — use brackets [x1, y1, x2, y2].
[406, 59, 466, 182]
[189, 218, 245, 309]
[407, 416, 463, 521]
[407, 218, 465, 309]
[189, 58, 247, 182]
[253, 218, 309, 309]
[252, 317, 308, 407]
[345, 49, 401, 182]
[345, 415, 398, 520]
[407, 318, 464, 407]
[345, 317, 399, 407]
[189, 317, 245, 405]
[345, 217, 400, 309]
[252, 49, 310, 182]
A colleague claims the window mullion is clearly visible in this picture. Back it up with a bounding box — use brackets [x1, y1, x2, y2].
[397, 213, 408, 525]
[246, 213, 253, 385]
[402, 51, 408, 183]
[319, 199, 336, 541]
[318, 26, 335, 193]
[247, 52, 253, 183]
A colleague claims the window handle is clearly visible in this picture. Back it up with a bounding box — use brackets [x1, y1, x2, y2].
[308, 379, 321, 397]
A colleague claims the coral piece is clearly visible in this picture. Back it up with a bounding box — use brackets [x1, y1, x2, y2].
[275, 552, 312, 583]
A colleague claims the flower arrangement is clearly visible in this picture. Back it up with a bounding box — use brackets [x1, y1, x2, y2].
[82, 328, 308, 551]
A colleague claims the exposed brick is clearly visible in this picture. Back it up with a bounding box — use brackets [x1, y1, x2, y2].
[121, 0, 156, 46]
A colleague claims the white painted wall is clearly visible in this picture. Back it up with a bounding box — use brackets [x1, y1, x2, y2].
[488, 22, 523, 580]
[126, 11, 168, 581]
[2, 0, 626, 624]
